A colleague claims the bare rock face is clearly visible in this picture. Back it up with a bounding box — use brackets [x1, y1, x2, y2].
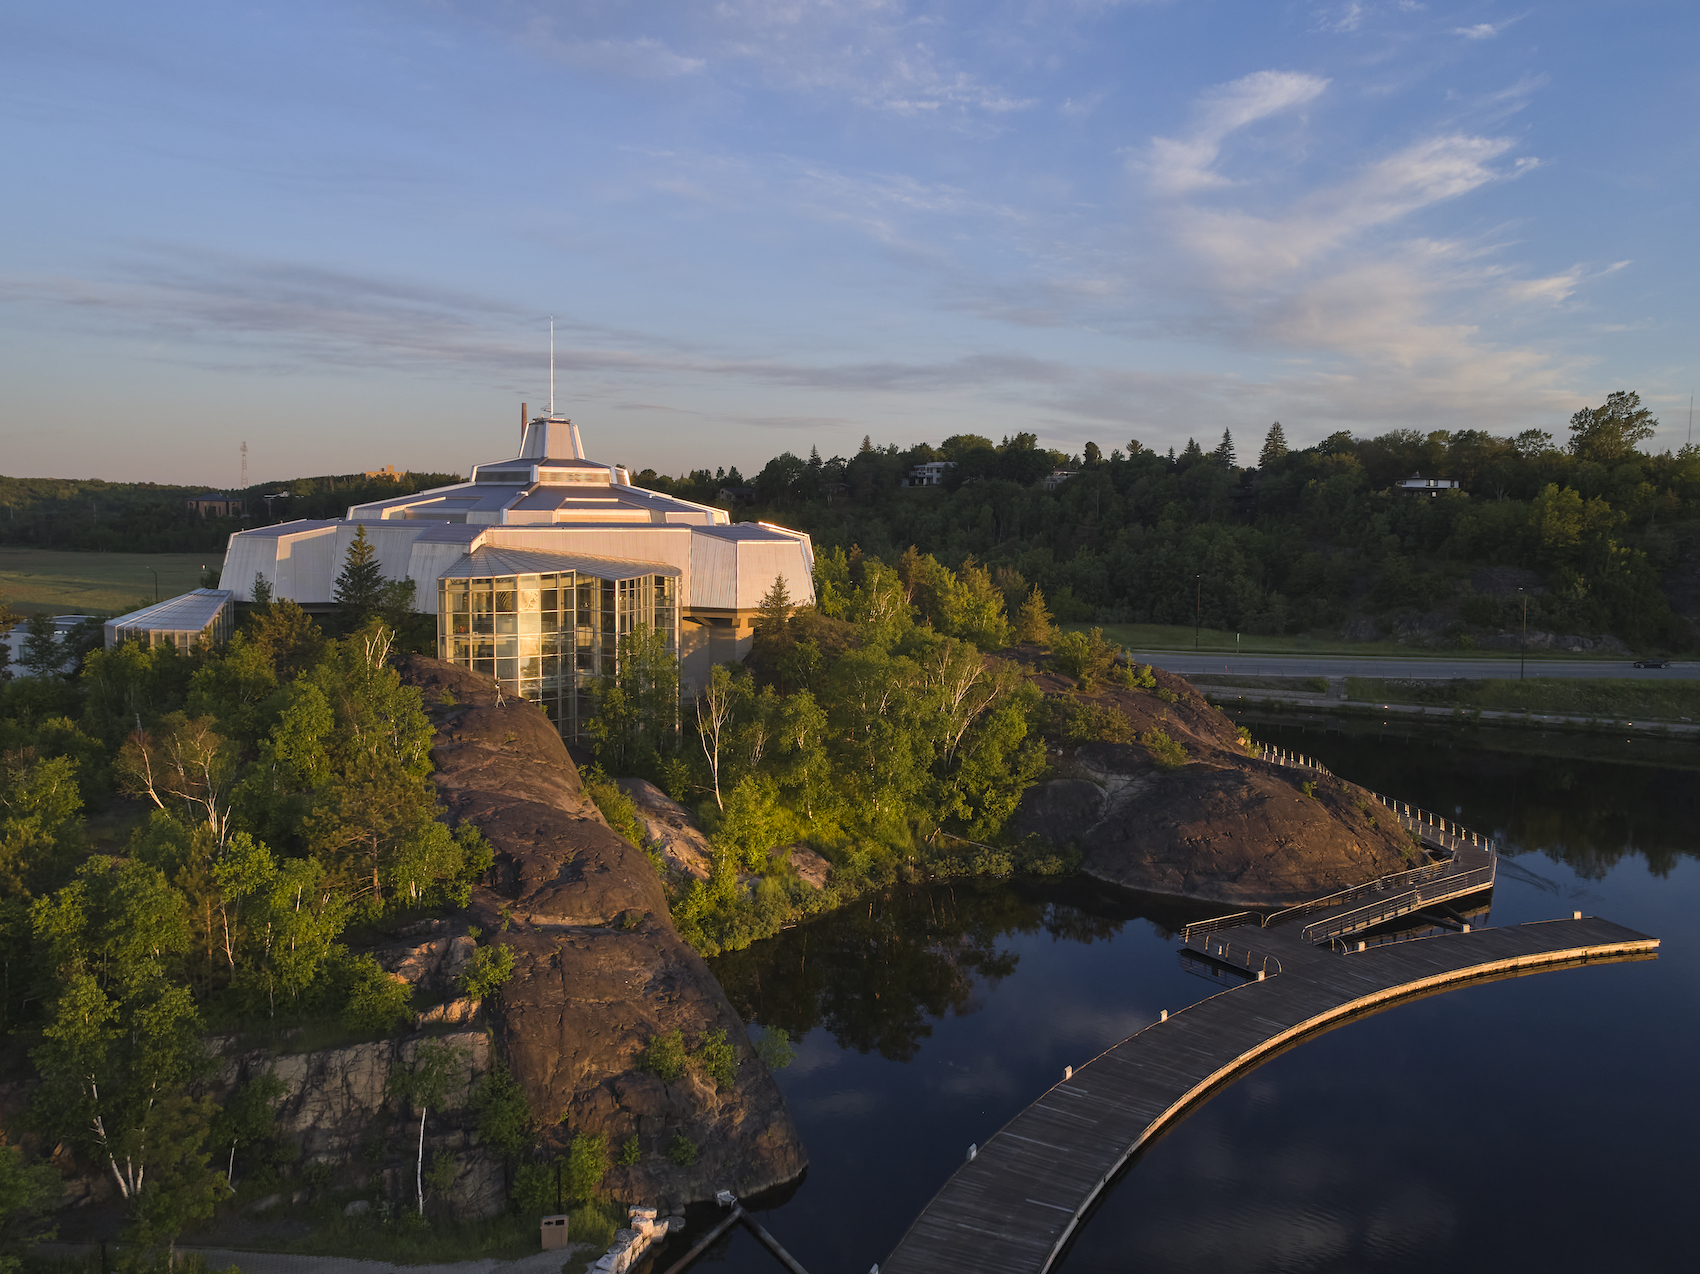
[399, 657, 806, 1210]
[1011, 664, 1416, 908]
[617, 778, 713, 881]
[219, 1030, 505, 1220]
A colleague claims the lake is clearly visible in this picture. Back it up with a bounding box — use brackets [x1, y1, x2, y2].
[672, 725, 1698, 1273]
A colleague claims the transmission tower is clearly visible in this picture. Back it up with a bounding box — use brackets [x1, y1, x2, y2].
[240, 440, 248, 490]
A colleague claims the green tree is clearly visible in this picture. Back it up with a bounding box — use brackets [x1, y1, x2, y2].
[1258, 422, 1289, 467]
[1568, 390, 1657, 464]
[333, 525, 386, 624]
[588, 623, 679, 775]
[0, 1144, 60, 1274]
[1013, 587, 1053, 646]
[29, 858, 222, 1241]
[391, 1041, 468, 1216]
[20, 613, 62, 679]
[1213, 430, 1237, 467]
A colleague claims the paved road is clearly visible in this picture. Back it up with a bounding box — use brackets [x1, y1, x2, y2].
[1127, 651, 1694, 681]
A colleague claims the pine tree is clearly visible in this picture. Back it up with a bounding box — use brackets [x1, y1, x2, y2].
[1180, 437, 1204, 464]
[1014, 587, 1054, 646]
[1213, 429, 1237, 467]
[859, 434, 874, 454]
[20, 613, 62, 679]
[333, 525, 385, 623]
[1259, 421, 1289, 467]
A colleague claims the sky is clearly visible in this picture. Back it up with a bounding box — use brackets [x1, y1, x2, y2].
[2, 1, 1696, 487]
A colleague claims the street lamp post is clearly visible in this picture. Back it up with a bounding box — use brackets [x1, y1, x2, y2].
[1519, 587, 1527, 680]
[148, 568, 159, 603]
[1194, 574, 1202, 652]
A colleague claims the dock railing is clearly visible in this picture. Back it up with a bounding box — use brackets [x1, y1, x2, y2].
[1184, 931, 1282, 978]
[1298, 862, 1497, 944]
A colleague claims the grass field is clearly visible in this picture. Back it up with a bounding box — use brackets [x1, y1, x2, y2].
[1344, 676, 1700, 722]
[1076, 621, 1627, 660]
[0, 547, 223, 615]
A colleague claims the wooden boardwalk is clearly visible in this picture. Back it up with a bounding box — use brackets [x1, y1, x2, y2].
[879, 916, 1658, 1274]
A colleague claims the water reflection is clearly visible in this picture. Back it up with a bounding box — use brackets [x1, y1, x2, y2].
[682, 730, 1694, 1274]
[713, 880, 1166, 1062]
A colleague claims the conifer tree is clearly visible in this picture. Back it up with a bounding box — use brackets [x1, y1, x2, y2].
[1259, 421, 1289, 467]
[333, 525, 385, 623]
[1014, 586, 1054, 646]
[1213, 430, 1237, 467]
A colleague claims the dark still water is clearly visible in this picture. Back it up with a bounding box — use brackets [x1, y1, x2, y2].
[669, 731, 1698, 1274]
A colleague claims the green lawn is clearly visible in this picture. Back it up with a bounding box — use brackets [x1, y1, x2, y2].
[0, 547, 223, 615]
[1076, 621, 1626, 661]
[1344, 676, 1700, 722]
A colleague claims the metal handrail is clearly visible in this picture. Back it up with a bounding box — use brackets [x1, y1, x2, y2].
[1186, 932, 1282, 977]
[1263, 859, 1453, 929]
[1299, 864, 1496, 943]
[1181, 912, 1256, 942]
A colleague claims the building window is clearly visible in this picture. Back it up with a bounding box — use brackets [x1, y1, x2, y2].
[438, 569, 679, 740]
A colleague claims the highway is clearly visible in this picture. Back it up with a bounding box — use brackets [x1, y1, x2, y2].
[1127, 652, 1694, 681]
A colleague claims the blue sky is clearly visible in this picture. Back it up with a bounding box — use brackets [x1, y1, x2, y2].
[2, 1, 1695, 486]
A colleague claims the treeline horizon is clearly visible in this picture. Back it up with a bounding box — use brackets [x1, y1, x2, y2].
[637, 391, 1699, 650]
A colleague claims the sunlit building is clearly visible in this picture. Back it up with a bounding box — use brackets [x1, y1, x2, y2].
[223, 417, 815, 736]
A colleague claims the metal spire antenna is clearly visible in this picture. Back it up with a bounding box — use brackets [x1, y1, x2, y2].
[549, 316, 555, 419]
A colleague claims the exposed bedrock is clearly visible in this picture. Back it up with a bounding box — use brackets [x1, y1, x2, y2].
[399, 657, 806, 1209]
[1010, 665, 1416, 908]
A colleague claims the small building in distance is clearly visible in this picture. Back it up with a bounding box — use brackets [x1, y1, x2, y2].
[904, 461, 954, 487]
[1040, 468, 1078, 491]
[187, 492, 244, 518]
[1, 615, 98, 677]
[104, 589, 236, 652]
[1393, 475, 1461, 498]
[363, 465, 404, 481]
[717, 485, 757, 507]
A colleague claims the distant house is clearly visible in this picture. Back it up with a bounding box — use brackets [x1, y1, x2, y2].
[1040, 469, 1078, 491]
[1393, 475, 1460, 498]
[104, 589, 236, 652]
[187, 492, 243, 517]
[718, 486, 757, 507]
[904, 461, 954, 487]
[363, 464, 403, 481]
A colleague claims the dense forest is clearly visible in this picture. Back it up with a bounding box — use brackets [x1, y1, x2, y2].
[0, 471, 460, 554]
[640, 391, 1700, 650]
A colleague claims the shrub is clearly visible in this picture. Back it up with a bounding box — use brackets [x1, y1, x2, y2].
[1300, 781, 1317, 798]
[582, 766, 645, 848]
[339, 954, 413, 1033]
[511, 1161, 552, 1214]
[617, 1137, 642, 1166]
[458, 943, 515, 999]
[1047, 697, 1136, 746]
[1138, 728, 1188, 771]
[666, 1132, 698, 1167]
[1052, 627, 1116, 688]
[641, 1029, 688, 1083]
[1156, 687, 1177, 704]
[693, 1028, 737, 1089]
[565, 1133, 608, 1204]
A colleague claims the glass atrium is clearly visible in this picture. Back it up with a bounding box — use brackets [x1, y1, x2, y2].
[436, 549, 678, 738]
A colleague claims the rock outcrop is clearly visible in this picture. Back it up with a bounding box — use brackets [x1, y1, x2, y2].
[1010, 659, 1418, 907]
[400, 657, 806, 1210]
[617, 779, 713, 881]
[219, 1031, 504, 1219]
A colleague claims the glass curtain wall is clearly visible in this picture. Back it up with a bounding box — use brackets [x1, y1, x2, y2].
[439, 570, 678, 738]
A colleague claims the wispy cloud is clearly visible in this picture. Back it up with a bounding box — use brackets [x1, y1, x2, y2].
[1145, 71, 1330, 195]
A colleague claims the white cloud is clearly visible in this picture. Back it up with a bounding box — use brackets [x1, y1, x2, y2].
[1453, 22, 1501, 39]
[1146, 70, 1330, 195]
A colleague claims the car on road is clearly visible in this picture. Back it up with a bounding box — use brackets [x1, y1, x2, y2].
[1632, 659, 1673, 668]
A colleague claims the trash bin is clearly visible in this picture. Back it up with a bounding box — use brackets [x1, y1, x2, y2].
[541, 1215, 570, 1250]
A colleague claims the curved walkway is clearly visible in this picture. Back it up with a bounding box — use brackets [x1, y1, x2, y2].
[879, 915, 1657, 1274]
